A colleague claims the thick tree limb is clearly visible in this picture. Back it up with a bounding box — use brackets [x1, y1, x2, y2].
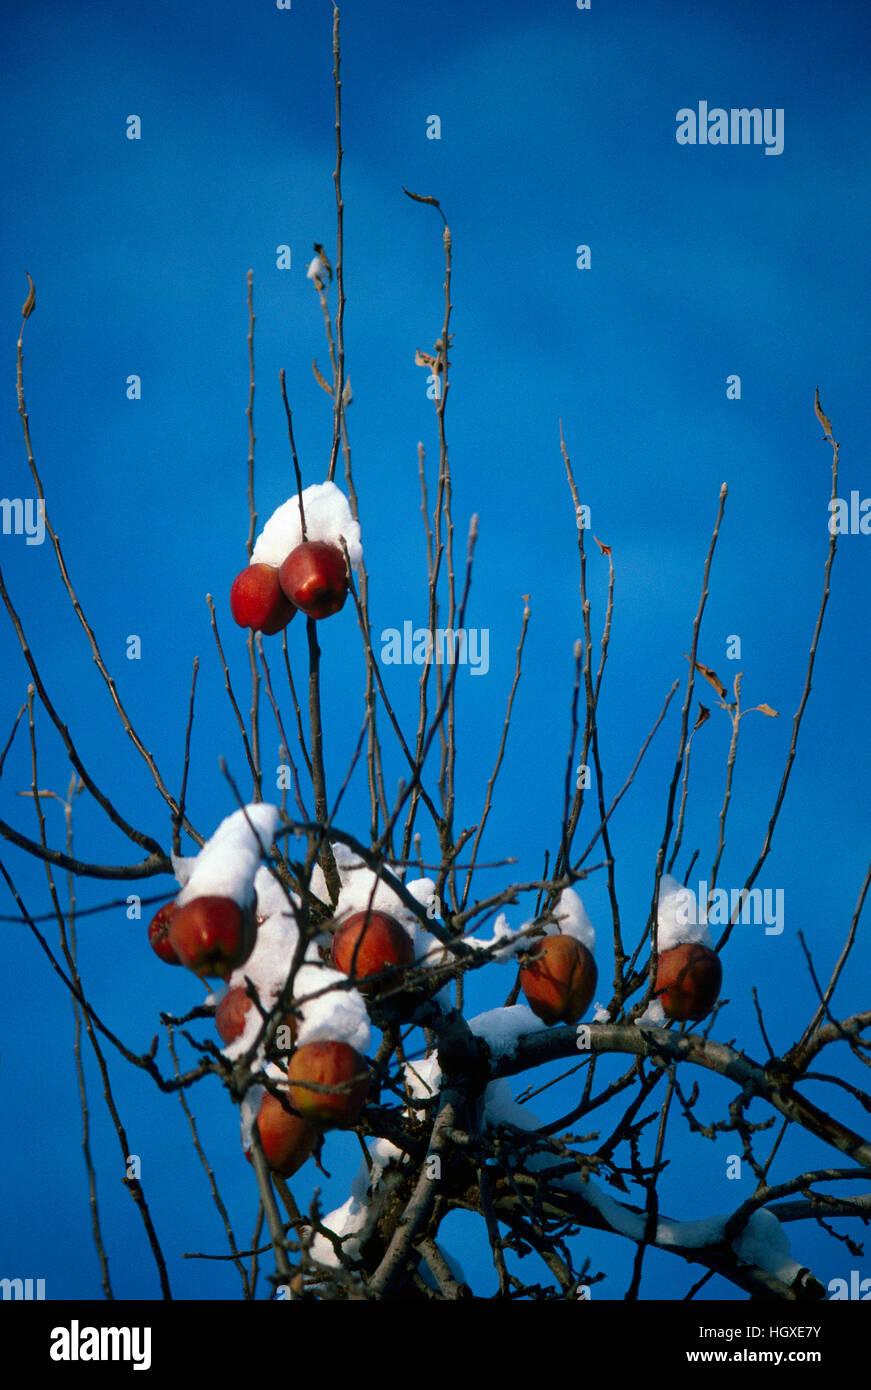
[492, 1024, 871, 1170]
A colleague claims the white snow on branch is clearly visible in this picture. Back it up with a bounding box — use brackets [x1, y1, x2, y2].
[465, 911, 530, 962]
[309, 1193, 369, 1268]
[551, 887, 596, 950]
[634, 997, 667, 1026]
[656, 873, 713, 950]
[175, 804, 279, 909]
[731, 1207, 804, 1285]
[252, 865, 300, 926]
[251, 481, 363, 570]
[239, 1081, 265, 1154]
[484, 1074, 805, 1283]
[306, 255, 328, 286]
[292, 962, 371, 1054]
[404, 1005, 546, 1114]
[308, 840, 364, 909]
[309, 1137, 406, 1269]
[217, 877, 302, 1062]
[469, 1004, 548, 1058]
[469, 887, 595, 962]
[404, 1051, 443, 1110]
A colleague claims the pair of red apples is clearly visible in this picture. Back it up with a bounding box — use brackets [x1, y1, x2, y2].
[517, 932, 721, 1025]
[217, 986, 369, 1175]
[252, 1041, 371, 1177]
[230, 540, 348, 635]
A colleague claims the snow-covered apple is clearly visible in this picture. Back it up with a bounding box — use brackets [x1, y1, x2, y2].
[215, 985, 299, 1047]
[654, 942, 722, 1022]
[519, 932, 598, 1025]
[248, 1089, 318, 1178]
[330, 910, 415, 993]
[287, 1040, 369, 1129]
[147, 901, 183, 965]
[278, 541, 348, 619]
[230, 562, 296, 635]
[168, 895, 257, 979]
[215, 985, 255, 1043]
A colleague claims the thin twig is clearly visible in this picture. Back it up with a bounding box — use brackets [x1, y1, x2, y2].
[715, 397, 840, 954]
[206, 594, 260, 792]
[167, 1025, 250, 1296]
[174, 657, 199, 857]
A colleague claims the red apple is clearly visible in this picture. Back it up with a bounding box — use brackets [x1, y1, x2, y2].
[230, 563, 296, 635]
[168, 895, 257, 979]
[215, 986, 299, 1048]
[247, 1088, 318, 1178]
[287, 1041, 369, 1129]
[519, 933, 598, 1026]
[330, 910, 415, 993]
[216, 985, 255, 1043]
[654, 942, 722, 1022]
[147, 901, 183, 965]
[278, 541, 348, 619]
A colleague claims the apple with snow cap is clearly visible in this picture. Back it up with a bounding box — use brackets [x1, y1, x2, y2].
[230, 563, 296, 635]
[168, 896, 257, 979]
[519, 932, 598, 1025]
[171, 803, 278, 977]
[278, 541, 348, 619]
[655, 942, 722, 1022]
[147, 901, 183, 965]
[653, 874, 722, 1022]
[330, 909, 415, 994]
[287, 1040, 369, 1129]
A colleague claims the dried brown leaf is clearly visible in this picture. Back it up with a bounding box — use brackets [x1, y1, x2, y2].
[403, 188, 441, 208]
[755, 703, 779, 718]
[312, 359, 334, 398]
[684, 654, 727, 699]
[814, 387, 833, 441]
[693, 704, 711, 731]
[22, 273, 35, 320]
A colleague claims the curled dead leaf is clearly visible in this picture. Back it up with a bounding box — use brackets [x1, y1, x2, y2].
[814, 387, 833, 441]
[684, 654, 727, 699]
[22, 273, 35, 320]
[403, 188, 441, 208]
[415, 348, 438, 371]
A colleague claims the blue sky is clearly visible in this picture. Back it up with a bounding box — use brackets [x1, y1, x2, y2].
[1, 0, 869, 1301]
